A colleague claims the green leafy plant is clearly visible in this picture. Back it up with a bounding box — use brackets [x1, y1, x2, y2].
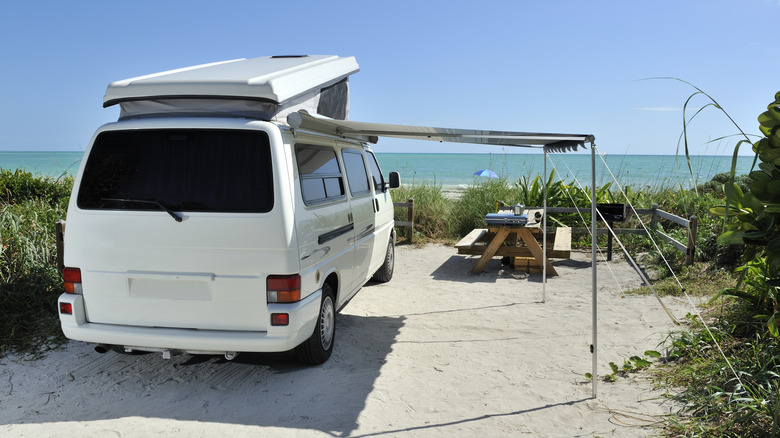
[709, 91, 780, 337]
[712, 256, 780, 337]
[585, 351, 660, 383]
[652, 85, 780, 437]
[658, 317, 780, 437]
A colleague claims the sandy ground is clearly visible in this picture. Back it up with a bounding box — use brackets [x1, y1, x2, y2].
[0, 244, 694, 437]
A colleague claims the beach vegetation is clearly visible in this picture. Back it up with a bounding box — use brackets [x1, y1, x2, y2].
[656, 308, 780, 437]
[449, 177, 517, 238]
[390, 181, 452, 243]
[646, 85, 780, 437]
[586, 351, 659, 383]
[0, 168, 72, 207]
[0, 170, 70, 356]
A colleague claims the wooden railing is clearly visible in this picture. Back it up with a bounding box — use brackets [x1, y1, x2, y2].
[393, 198, 414, 243]
[541, 204, 698, 265]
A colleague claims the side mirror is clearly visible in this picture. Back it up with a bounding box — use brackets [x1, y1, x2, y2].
[388, 171, 400, 190]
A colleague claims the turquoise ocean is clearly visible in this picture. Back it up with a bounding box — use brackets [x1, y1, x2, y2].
[0, 151, 756, 190]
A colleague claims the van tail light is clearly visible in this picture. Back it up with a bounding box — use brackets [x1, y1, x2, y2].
[271, 313, 289, 326]
[63, 267, 82, 294]
[267, 275, 301, 303]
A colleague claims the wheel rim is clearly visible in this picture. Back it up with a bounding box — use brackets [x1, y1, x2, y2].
[320, 295, 335, 351]
[387, 242, 394, 273]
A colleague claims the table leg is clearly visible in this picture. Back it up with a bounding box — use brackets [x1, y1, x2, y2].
[518, 228, 558, 276]
[471, 226, 511, 274]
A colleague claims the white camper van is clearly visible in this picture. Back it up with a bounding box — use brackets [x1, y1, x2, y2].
[58, 55, 399, 364]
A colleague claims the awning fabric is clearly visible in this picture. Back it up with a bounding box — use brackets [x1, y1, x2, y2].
[287, 110, 594, 152]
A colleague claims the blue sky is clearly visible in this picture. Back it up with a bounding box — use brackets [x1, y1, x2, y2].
[0, 0, 777, 155]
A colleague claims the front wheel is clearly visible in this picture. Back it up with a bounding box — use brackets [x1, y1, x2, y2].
[372, 237, 394, 283]
[295, 283, 335, 364]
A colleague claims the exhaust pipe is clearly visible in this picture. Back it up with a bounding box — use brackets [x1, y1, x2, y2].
[224, 352, 239, 361]
[94, 344, 111, 354]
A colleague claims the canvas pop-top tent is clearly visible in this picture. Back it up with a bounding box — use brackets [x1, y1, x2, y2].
[103, 54, 602, 396]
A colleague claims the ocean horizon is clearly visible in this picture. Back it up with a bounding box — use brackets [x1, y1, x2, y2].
[0, 150, 756, 190]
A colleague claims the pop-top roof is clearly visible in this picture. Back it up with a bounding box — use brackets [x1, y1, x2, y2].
[103, 55, 359, 107]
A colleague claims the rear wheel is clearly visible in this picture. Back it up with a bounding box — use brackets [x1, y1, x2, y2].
[295, 283, 335, 364]
[372, 237, 394, 283]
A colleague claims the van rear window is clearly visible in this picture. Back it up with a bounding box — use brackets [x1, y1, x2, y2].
[77, 129, 273, 213]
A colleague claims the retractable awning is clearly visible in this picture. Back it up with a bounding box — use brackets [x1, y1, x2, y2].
[287, 110, 594, 153]
[289, 108, 601, 398]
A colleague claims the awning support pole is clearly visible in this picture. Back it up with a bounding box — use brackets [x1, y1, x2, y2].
[591, 142, 598, 398]
[543, 149, 548, 303]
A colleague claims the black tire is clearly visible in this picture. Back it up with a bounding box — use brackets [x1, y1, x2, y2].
[295, 283, 335, 364]
[372, 238, 394, 283]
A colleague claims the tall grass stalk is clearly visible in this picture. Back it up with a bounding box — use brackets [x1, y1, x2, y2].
[390, 181, 452, 242]
[449, 178, 517, 238]
[0, 171, 70, 355]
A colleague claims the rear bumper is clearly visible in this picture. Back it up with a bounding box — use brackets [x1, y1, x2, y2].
[57, 290, 322, 353]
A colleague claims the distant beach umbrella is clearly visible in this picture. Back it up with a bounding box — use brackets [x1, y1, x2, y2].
[473, 169, 498, 178]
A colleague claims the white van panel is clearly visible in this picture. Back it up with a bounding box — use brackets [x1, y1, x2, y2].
[64, 119, 301, 334]
[67, 212, 296, 330]
[59, 291, 322, 353]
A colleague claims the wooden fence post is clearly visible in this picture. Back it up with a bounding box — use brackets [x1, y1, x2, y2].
[406, 198, 414, 243]
[393, 198, 415, 243]
[56, 220, 65, 272]
[650, 203, 659, 233]
[686, 215, 698, 266]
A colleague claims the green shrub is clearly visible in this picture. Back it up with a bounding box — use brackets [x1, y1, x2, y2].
[0, 198, 68, 355]
[697, 171, 751, 196]
[449, 178, 517, 238]
[0, 169, 73, 208]
[391, 182, 453, 242]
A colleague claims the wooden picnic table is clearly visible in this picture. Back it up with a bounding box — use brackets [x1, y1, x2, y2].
[455, 209, 571, 276]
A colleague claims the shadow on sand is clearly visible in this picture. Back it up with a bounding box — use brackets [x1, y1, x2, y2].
[8, 313, 404, 436]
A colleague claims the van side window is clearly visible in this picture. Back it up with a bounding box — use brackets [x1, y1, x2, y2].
[296, 145, 345, 205]
[366, 151, 385, 192]
[341, 150, 371, 197]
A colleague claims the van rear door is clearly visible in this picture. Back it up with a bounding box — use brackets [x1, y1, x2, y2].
[68, 127, 292, 332]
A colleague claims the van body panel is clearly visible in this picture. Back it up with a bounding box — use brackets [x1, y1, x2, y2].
[58, 290, 322, 352]
[65, 120, 300, 333]
[348, 194, 375, 298]
[58, 56, 396, 361]
[364, 150, 395, 276]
